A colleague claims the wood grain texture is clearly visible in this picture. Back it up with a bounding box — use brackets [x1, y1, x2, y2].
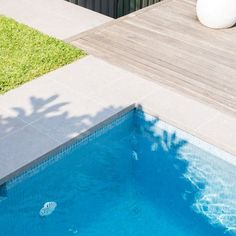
[70, 0, 236, 116]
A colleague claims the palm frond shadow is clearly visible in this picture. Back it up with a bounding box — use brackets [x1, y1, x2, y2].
[0, 94, 123, 141]
[132, 110, 233, 234]
[132, 109, 203, 208]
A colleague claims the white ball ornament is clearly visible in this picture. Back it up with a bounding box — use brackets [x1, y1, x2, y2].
[197, 0, 236, 29]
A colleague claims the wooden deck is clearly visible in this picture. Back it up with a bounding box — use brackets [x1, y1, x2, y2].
[70, 0, 236, 116]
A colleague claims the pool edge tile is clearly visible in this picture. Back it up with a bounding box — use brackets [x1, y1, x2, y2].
[0, 105, 135, 186]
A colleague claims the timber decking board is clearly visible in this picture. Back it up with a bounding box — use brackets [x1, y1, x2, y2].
[70, 0, 236, 116]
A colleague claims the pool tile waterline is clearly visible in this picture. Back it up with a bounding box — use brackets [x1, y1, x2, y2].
[0, 108, 235, 235]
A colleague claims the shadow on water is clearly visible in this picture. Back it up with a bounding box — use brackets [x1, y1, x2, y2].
[132, 109, 195, 203]
[131, 109, 232, 235]
[0, 99, 234, 235]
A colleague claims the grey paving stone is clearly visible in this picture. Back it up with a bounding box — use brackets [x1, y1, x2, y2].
[0, 125, 58, 180]
[0, 108, 27, 140]
[0, 0, 112, 40]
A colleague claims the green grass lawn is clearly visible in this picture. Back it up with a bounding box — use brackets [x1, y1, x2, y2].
[0, 15, 86, 94]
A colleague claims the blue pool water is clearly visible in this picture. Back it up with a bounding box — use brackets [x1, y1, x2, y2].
[0, 109, 236, 236]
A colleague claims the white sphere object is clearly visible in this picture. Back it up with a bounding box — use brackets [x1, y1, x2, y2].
[196, 0, 236, 29]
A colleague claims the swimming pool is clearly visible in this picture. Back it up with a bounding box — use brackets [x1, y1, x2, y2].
[0, 109, 235, 235]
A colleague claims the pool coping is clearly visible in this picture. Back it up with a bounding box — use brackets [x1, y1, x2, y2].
[1, 103, 236, 188]
[0, 104, 135, 186]
[0, 104, 138, 188]
[138, 105, 236, 167]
